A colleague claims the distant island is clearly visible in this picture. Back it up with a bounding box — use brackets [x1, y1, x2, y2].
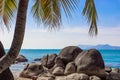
[78, 44, 120, 50]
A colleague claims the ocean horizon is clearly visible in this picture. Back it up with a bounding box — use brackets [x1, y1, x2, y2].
[9, 49, 120, 71]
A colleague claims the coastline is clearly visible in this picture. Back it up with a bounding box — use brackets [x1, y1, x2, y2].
[9, 48, 120, 80]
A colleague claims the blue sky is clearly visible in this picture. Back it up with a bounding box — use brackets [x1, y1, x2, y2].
[0, 0, 120, 49]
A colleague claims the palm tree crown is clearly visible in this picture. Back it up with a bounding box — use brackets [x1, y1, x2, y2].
[0, 0, 98, 36]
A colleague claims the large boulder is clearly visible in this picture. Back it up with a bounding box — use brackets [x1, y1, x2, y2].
[64, 62, 76, 75]
[20, 63, 44, 79]
[16, 55, 28, 63]
[75, 49, 106, 78]
[59, 46, 82, 64]
[41, 54, 57, 69]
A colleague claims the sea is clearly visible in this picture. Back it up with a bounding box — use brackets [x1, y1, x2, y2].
[10, 49, 120, 71]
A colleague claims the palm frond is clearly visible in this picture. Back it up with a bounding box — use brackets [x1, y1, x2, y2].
[32, 0, 62, 30]
[32, 0, 80, 30]
[82, 0, 98, 36]
[0, 0, 17, 30]
[59, 0, 79, 19]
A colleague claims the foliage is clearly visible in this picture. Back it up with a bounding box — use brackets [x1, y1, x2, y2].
[0, 0, 98, 35]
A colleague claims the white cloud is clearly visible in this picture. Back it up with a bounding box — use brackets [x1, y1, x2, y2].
[0, 26, 120, 49]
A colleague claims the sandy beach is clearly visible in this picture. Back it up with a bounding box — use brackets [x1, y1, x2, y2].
[13, 71, 32, 80]
[11, 63, 32, 80]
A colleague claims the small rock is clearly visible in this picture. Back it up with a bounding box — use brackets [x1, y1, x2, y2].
[50, 57, 65, 71]
[54, 57, 65, 67]
[111, 68, 119, 73]
[109, 72, 120, 80]
[37, 77, 54, 80]
[66, 73, 89, 80]
[16, 55, 28, 63]
[64, 62, 76, 75]
[39, 70, 55, 78]
[34, 58, 41, 61]
[105, 66, 112, 73]
[52, 67, 64, 76]
[89, 76, 101, 80]
[55, 76, 66, 80]
[41, 54, 57, 69]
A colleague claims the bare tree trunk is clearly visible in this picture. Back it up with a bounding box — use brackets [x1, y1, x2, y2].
[0, 41, 14, 80]
[0, 0, 28, 73]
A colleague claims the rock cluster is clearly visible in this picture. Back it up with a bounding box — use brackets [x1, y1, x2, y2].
[19, 46, 120, 80]
[105, 67, 120, 80]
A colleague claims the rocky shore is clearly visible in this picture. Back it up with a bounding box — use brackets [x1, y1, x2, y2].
[14, 46, 120, 80]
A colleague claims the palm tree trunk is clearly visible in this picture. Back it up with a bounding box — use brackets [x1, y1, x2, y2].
[0, 41, 14, 80]
[0, 0, 29, 73]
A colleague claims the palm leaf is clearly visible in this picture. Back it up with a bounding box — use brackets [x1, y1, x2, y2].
[83, 0, 98, 36]
[32, 0, 98, 36]
[59, 0, 79, 19]
[32, 0, 80, 30]
[32, 0, 62, 30]
[0, 0, 17, 30]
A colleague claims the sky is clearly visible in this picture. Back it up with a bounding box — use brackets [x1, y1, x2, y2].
[0, 0, 120, 49]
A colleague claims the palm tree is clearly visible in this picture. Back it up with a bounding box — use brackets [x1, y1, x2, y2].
[0, 42, 14, 80]
[0, 0, 97, 78]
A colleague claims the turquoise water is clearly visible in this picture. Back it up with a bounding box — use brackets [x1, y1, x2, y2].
[18, 49, 120, 68]
[100, 50, 120, 68]
[10, 49, 120, 71]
